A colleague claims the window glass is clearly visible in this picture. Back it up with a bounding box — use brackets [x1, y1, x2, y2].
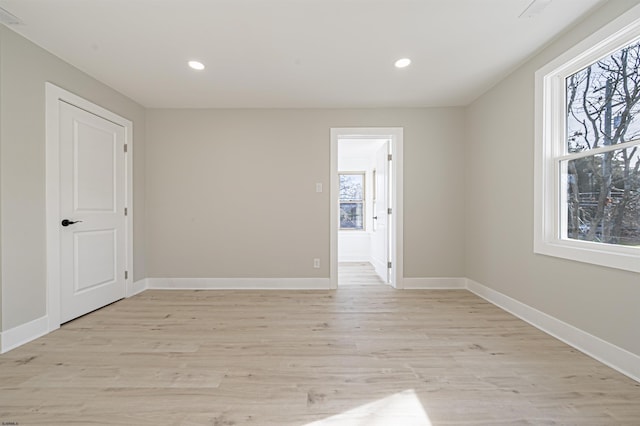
[340, 202, 364, 229]
[564, 39, 640, 246]
[563, 146, 640, 245]
[566, 40, 640, 154]
[339, 173, 365, 230]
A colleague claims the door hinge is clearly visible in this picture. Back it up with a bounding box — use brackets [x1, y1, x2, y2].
[124, 144, 128, 153]
[124, 207, 128, 216]
[124, 270, 128, 280]
[388, 261, 392, 269]
[388, 154, 392, 161]
[388, 207, 392, 214]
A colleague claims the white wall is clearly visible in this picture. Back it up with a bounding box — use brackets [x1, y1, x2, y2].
[338, 232, 370, 262]
[464, 0, 640, 356]
[146, 108, 465, 279]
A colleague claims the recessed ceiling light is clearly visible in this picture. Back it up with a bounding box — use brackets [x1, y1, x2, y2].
[188, 60, 205, 71]
[394, 58, 411, 69]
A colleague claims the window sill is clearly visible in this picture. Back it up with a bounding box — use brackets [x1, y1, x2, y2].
[534, 239, 640, 273]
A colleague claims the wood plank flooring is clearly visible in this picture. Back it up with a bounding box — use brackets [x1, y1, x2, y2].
[1, 265, 639, 425]
[338, 262, 386, 287]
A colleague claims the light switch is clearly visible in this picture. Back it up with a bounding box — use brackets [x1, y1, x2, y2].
[316, 183, 323, 193]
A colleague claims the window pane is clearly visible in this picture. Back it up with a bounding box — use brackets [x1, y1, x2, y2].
[564, 145, 640, 245]
[339, 174, 364, 200]
[340, 202, 364, 229]
[566, 40, 640, 154]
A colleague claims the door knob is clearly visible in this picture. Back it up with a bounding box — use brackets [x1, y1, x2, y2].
[61, 219, 82, 227]
[373, 216, 378, 220]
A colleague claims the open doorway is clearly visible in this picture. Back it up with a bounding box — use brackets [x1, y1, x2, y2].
[330, 128, 403, 289]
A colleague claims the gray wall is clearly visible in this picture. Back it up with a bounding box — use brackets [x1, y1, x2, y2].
[0, 26, 4, 330]
[464, 0, 640, 356]
[0, 26, 146, 330]
[145, 108, 465, 279]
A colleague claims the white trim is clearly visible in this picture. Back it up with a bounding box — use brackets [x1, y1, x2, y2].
[330, 128, 404, 290]
[330, 132, 339, 289]
[467, 278, 640, 384]
[392, 133, 404, 289]
[129, 278, 148, 297]
[403, 277, 467, 289]
[534, 4, 640, 273]
[147, 278, 331, 290]
[45, 83, 134, 332]
[369, 256, 388, 281]
[0, 315, 49, 354]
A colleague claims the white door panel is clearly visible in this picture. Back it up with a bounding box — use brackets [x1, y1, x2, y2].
[371, 142, 390, 283]
[59, 101, 125, 323]
[74, 230, 117, 293]
[74, 121, 117, 211]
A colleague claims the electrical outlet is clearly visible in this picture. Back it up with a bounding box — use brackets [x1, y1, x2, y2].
[313, 258, 320, 268]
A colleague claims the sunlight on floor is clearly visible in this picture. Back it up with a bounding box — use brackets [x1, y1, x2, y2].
[304, 389, 432, 426]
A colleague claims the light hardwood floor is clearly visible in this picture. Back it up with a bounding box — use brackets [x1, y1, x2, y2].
[1, 265, 639, 425]
[338, 262, 386, 287]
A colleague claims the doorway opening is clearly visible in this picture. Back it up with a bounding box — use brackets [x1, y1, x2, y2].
[330, 128, 403, 289]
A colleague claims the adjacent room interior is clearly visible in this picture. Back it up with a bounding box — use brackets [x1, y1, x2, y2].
[338, 136, 393, 287]
[336, 132, 401, 290]
[0, 0, 639, 424]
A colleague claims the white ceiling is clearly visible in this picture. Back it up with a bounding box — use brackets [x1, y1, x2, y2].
[0, 0, 606, 108]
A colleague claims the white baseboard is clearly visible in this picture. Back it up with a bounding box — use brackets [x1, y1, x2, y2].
[128, 278, 148, 297]
[370, 257, 387, 281]
[403, 277, 467, 289]
[466, 278, 640, 383]
[3, 276, 638, 385]
[147, 277, 332, 290]
[0, 315, 49, 354]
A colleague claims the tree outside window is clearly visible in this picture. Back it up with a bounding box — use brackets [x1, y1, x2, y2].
[339, 173, 365, 230]
[565, 39, 640, 246]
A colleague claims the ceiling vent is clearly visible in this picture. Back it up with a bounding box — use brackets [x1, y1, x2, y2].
[519, 0, 553, 19]
[0, 7, 24, 25]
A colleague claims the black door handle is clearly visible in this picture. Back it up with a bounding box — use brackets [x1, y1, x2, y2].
[373, 216, 378, 220]
[61, 219, 82, 227]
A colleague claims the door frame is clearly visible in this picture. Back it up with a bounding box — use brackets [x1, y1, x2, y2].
[45, 83, 134, 332]
[330, 127, 403, 289]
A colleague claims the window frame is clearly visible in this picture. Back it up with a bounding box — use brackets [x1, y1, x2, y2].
[339, 171, 366, 231]
[535, 4, 640, 273]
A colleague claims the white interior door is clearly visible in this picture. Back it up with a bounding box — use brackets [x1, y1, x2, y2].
[371, 141, 390, 283]
[59, 101, 126, 323]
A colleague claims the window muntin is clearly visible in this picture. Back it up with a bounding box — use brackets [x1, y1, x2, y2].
[339, 173, 365, 230]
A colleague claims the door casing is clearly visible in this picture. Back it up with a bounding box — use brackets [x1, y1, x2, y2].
[330, 127, 403, 289]
[45, 83, 134, 332]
